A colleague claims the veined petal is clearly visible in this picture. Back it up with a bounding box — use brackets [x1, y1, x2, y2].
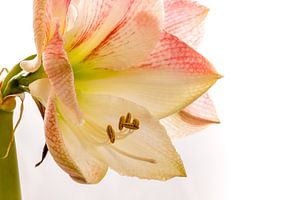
[21, 0, 71, 72]
[75, 94, 186, 180]
[48, 0, 71, 33]
[64, 0, 163, 70]
[183, 93, 219, 123]
[65, 3, 78, 32]
[43, 25, 82, 123]
[20, 0, 47, 72]
[45, 95, 108, 184]
[161, 93, 220, 138]
[74, 32, 221, 119]
[164, 0, 208, 48]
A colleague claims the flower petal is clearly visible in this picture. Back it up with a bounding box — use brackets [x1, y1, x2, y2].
[29, 78, 51, 106]
[75, 94, 186, 180]
[182, 93, 219, 123]
[20, 0, 71, 72]
[164, 0, 209, 48]
[43, 25, 82, 123]
[45, 95, 108, 184]
[20, 0, 47, 72]
[74, 32, 221, 118]
[64, 0, 163, 70]
[161, 93, 220, 138]
[49, 0, 71, 32]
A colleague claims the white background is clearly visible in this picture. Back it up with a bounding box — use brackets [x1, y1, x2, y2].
[1, 0, 300, 199]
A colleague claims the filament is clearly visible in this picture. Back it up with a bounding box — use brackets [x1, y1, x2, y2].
[109, 145, 156, 164]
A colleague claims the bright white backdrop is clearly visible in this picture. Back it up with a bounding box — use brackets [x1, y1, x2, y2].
[1, 0, 300, 200]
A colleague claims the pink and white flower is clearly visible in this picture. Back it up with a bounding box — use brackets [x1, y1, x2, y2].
[25, 0, 221, 183]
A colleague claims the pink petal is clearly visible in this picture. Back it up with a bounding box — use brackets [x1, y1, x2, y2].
[64, 0, 163, 70]
[20, 0, 71, 72]
[65, 3, 78, 32]
[183, 93, 219, 123]
[161, 93, 220, 138]
[75, 32, 221, 119]
[47, 0, 71, 33]
[43, 24, 82, 123]
[20, 0, 47, 72]
[164, 0, 209, 48]
[45, 96, 108, 183]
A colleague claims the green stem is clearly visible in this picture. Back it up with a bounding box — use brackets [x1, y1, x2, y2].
[1, 54, 47, 98]
[1, 55, 36, 94]
[0, 110, 21, 200]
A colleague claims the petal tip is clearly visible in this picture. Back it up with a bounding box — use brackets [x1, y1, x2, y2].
[178, 165, 187, 177]
[203, 6, 210, 15]
[20, 55, 41, 73]
[216, 73, 224, 79]
[212, 118, 221, 124]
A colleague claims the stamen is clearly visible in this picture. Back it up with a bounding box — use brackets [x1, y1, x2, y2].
[122, 122, 139, 130]
[1, 95, 24, 159]
[109, 145, 156, 164]
[119, 116, 125, 131]
[107, 113, 141, 144]
[120, 112, 140, 130]
[132, 119, 140, 128]
[125, 113, 131, 123]
[106, 125, 116, 143]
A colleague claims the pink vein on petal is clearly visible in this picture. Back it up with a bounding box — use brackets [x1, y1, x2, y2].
[164, 0, 209, 48]
[43, 24, 82, 123]
[181, 93, 219, 124]
[44, 95, 85, 182]
[20, 0, 47, 72]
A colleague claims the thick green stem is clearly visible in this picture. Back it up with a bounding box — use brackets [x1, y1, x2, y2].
[0, 110, 21, 200]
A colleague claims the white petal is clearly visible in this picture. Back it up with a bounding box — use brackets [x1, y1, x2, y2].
[75, 94, 186, 180]
[29, 78, 51, 106]
[45, 95, 108, 184]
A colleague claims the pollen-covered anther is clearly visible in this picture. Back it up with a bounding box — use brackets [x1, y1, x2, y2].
[106, 125, 116, 143]
[118, 112, 140, 130]
[119, 113, 140, 130]
[119, 116, 125, 131]
[107, 113, 141, 144]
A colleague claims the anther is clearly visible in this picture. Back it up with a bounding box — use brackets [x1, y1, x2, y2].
[122, 121, 139, 130]
[106, 125, 116, 143]
[125, 113, 131, 123]
[106, 113, 141, 143]
[132, 119, 140, 129]
[119, 116, 125, 131]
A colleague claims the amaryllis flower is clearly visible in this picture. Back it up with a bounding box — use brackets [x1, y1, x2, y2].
[24, 0, 221, 183]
